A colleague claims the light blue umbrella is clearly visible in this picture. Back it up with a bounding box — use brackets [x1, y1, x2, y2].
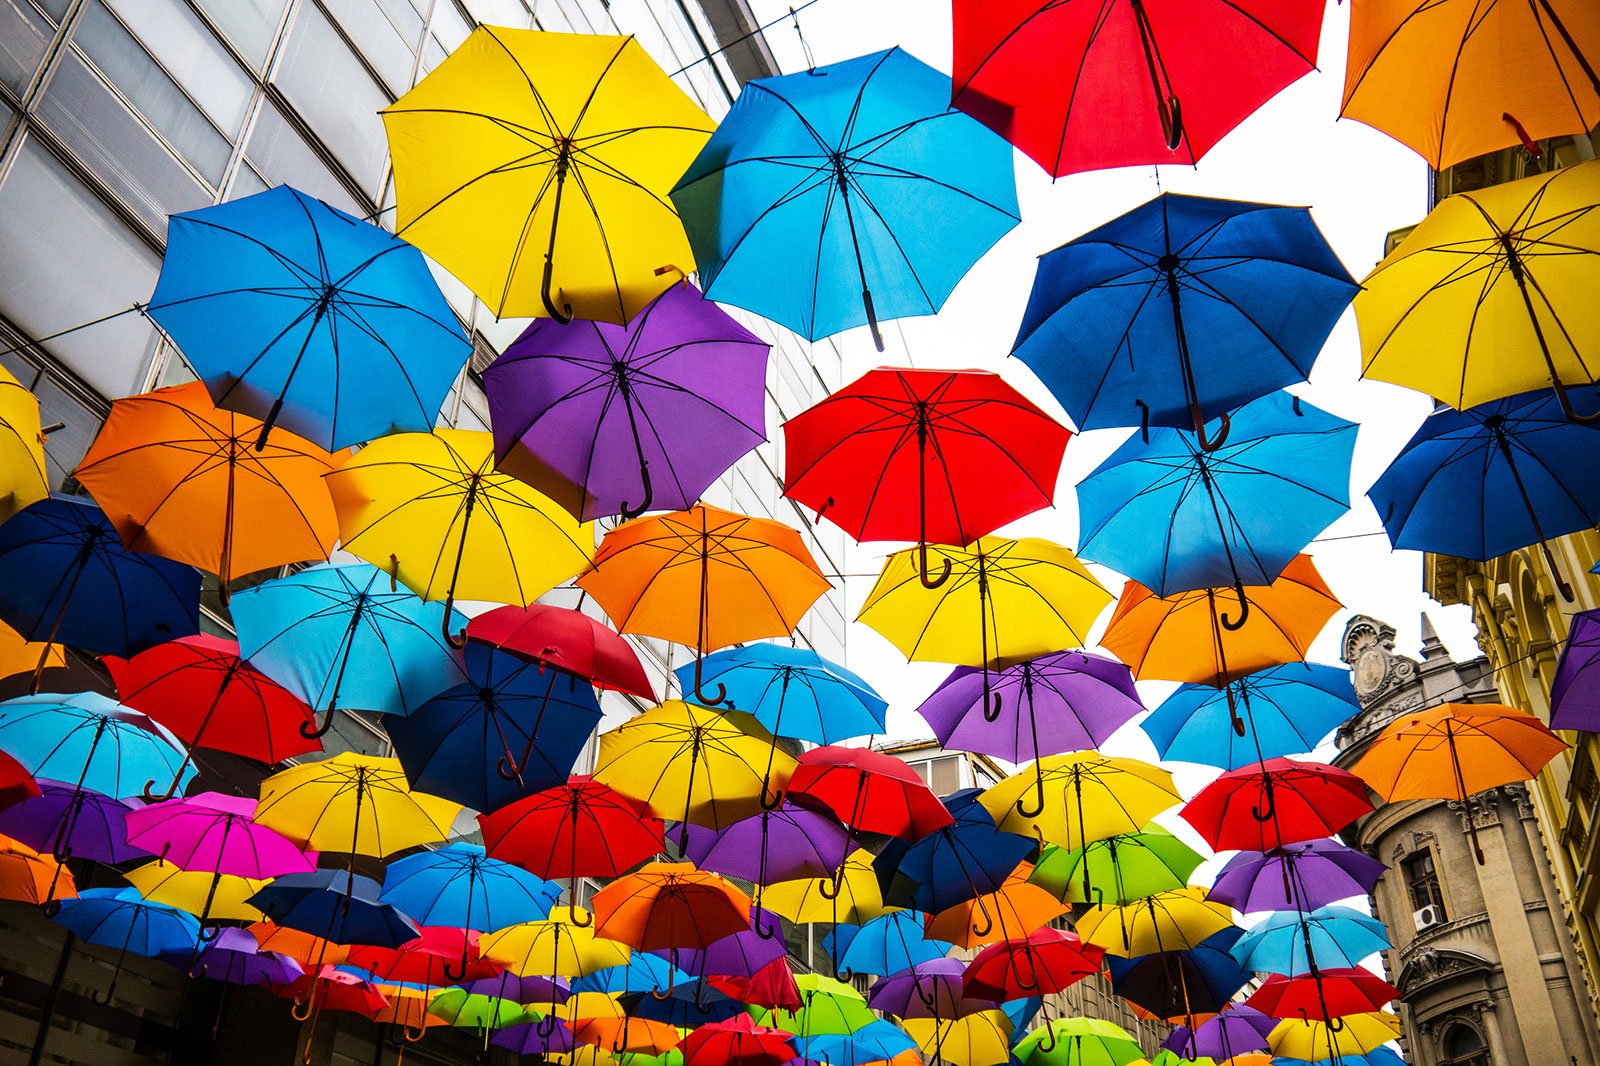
[50, 887, 201, 1003]
[675, 644, 887, 744]
[1142, 662, 1360, 771]
[1230, 905, 1391, 976]
[380, 843, 560, 941]
[1276, 1049, 1402, 1066]
[0, 692, 192, 799]
[804, 1021, 919, 1065]
[671, 47, 1018, 350]
[834, 912, 954, 977]
[572, 953, 690, 996]
[148, 185, 471, 451]
[230, 561, 467, 738]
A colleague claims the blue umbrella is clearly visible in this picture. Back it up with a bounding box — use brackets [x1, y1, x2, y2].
[0, 496, 199, 687]
[248, 870, 419, 950]
[1076, 391, 1356, 609]
[1142, 662, 1360, 771]
[1012, 193, 1357, 447]
[386, 642, 602, 812]
[873, 788, 1035, 914]
[0, 692, 192, 799]
[1370, 385, 1600, 603]
[1229, 905, 1391, 976]
[148, 185, 471, 451]
[620, 981, 745, 1025]
[832, 912, 954, 977]
[805, 1023, 919, 1065]
[1277, 1050, 1403, 1066]
[672, 47, 1018, 350]
[1000, 997, 1044, 1045]
[572, 953, 690, 996]
[51, 887, 201, 1003]
[1105, 927, 1249, 1018]
[677, 644, 887, 745]
[230, 561, 467, 739]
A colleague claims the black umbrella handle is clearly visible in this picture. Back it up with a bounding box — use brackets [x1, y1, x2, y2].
[1219, 580, 1251, 632]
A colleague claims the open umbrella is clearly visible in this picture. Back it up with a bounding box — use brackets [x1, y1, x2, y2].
[169, 925, 303, 987]
[783, 367, 1068, 584]
[869, 958, 995, 1020]
[0, 363, 47, 526]
[673, 49, 1018, 348]
[479, 907, 631, 978]
[0, 781, 145, 871]
[1182, 758, 1372, 851]
[0, 832, 74, 905]
[147, 185, 470, 450]
[788, 744, 952, 842]
[591, 861, 751, 954]
[1104, 928, 1249, 1020]
[1163, 1006, 1276, 1061]
[1031, 825, 1204, 906]
[757, 974, 877, 1038]
[381, 843, 559, 934]
[0, 691, 192, 808]
[124, 862, 267, 927]
[1552, 608, 1600, 731]
[1143, 662, 1359, 771]
[926, 865, 1068, 949]
[1013, 1016, 1143, 1066]
[468, 603, 653, 699]
[1209, 839, 1386, 915]
[50, 887, 200, 1003]
[762, 850, 888, 928]
[1247, 968, 1399, 1022]
[486, 280, 769, 521]
[682, 1014, 796, 1066]
[1012, 195, 1356, 445]
[829, 912, 953, 978]
[952, 0, 1324, 176]
[651, 910, 789, 982]
[346, 926, 499, 987]
[684, 802, 849, 939]
[962, 927, 1103, 1001]
[874, 788, 1034, 914]
[0, 621, 63, 685]
[1267, 1013, 1400, 1062]
[1230, 906, 1391, 976]
[905, 1010, 1012, 1066]
[250, 871, 420, 951]
[382, 27, 713, 323]
[1075, 887, 1234, 958]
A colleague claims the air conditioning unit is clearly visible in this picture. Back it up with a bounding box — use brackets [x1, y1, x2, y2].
[1414, 905, 1443, 931]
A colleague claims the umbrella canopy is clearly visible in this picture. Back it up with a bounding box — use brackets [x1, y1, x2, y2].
[104, 635, 319, 797]
[0, 780, 146, 866]
[652, 909, 788, 980]
[0, 691, 192, 800]
[927, 866, 1068, 948]
[1209, 840, 1386, 915]
[1230, 906, 1391, 975]
[147, 186, 469, 450]
[684, 802, 850, 897]
[254, 752, 462, 858]
[381, 843, 560, 933]
[1356, 161, 1600, 419]
[787, 745, 953, 841]
[573, 953, 686, 997]
[591, 862, 751, 952]
[51, 886, 201, 954]
[1031, 825, 1204, 906]
[249, 871, 420, 949]
[868, 958, 995, 1020]
[328, 429, 594, 622]
[962, 927, 1104, 1001]
[980, 753, 1179, 859]
[0, 495, 200, 663]
[426, 987, 533, 1031]
[1181, 758, 1372, 852]
[480, 776, 665, 888]
[1012, 195, 1355, 440]
[676, 645, 886, 746]
[762, 850, 888, 927]
[0, 363, 47, 525]
[710, 956, 802, 1012]
[73, 382, 342, 594]
[758, 974, 877, 1038]
[1163, 1006, 1276, 1061]
[496, 1021, 579, 1057]
[1077, 392, 1356, 597]
[346, 926, 499, 986]
[1342, 0, 1599, 170]
[468, 603, 655, 699]
[621, 982, 744, 1026]
[915, 652, 1143, 767]
[0, 749, 38, 811]
[172, 926, 303, 986]
[382, 27, 713, 323]
[1013, 1016, 1143, 1066]
[0, 621, 64, 685]
[1552, 609, 1600, 731]
[1104, 928, 1250, 1019]
[904, 1011, 1012, 1066]
[387, 641, 602, 812]
[123, 862, 267, 924]
[480, 907, 632, 977]
[682, 1014, 796, 1066]
[1267, 1012, 1401, 1061]
[486, 280, 769, 521]
[831, 912, 954, 978]
[952, 0, 1323, 176]
[1076, 887, 1235, 957]
[1275, 1050, 1401, 1066]
[0, 832, 74, 905]
[1247, 968, 1399, 1022]
[1353, 702, 1565, 862]
[124, 792, 315, 879]
[873, 788, 1035, 914]
[674, 49, 1017, 348]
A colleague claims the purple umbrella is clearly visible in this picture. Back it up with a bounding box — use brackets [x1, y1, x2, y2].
[682, 803, 849, 939]
[866, 959, 995, 1020]
[493, 1020, 576, 1056]
[915, 651, 1143, 764]
[1208, 839, 1386, 914]
[0, 780, 148, 865]
[1551, 609, 1600, 731]
[484, 280, 771, 521]
[1161, 1005, 1276, 1059]
[651, 910, 788, 978]
[457, 972, 569, 1005]
[164, 926, 303, 986]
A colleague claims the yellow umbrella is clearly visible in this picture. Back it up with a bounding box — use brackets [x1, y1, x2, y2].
[761, 849, 890, 926]
[254, 753, 462, 858]
[479, 906, 631, 977]
[553, 1047, 624, 1066]
[0, 619, 62, 682]
[0, 363, 48, 526]
[124, 861, 268, 923]
[904, 1010, 1013, 1066]
[980, 753, 1179, 856]
[857, 537, 1110, 670]
[382, 28, 714, 324]
[327, 429, 593, 631]
[1075, 887, 1234, 958]
[1357, 160, 1600, 420]
[1268, 1012, 1400, 1061]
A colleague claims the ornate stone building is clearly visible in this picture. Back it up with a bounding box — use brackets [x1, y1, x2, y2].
[1334, 615, 1600, 1066]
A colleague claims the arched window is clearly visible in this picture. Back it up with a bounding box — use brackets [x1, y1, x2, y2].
[1442, 1022, 1490, 1066]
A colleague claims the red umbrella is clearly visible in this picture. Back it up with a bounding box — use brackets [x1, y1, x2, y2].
[708, 956, 803, 1011]
[1181, 758, 1372, 852]
[962, 926, 1104, 1000]
[681, 1013, 796, 1066]
[783, 367, 1069, 587]
[276, 965, 388, 1059]
[950, 0, 1324, 177]
[345, 927, 500, 986]
[1246, 967, 1399, 1021]
[103, 634, 320, 799]
[478, 776, 664, 927]
[0, 751, 40, 812]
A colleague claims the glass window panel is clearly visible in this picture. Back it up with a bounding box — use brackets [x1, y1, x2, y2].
[322, 0, 418, 95]
[226, 160, 269, 200]
[73, 1, 232, 184]
[0, 0, 52, 96]
[245, 101, 362, 215]
[272, 4, 390, 198]
[33, 0, 65, 19]
[430, 1, 470, 51]
[192, 0, 287, 71]
[101, 0, 251, 136]
[0, 137, 162, 399]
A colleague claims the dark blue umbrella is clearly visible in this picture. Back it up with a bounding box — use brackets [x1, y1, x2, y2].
[50, 887, 201, 1003]
[386, 642, 601, 812]
[1012, 193, 1357, 447]
[1076, 391, 1356, 610]
[148, 186, 471, 451]
[873, 788, 1035, 914]
[672, 47, 1018, 350]
[1105, 927, 1249, 1018]
[380, 843, 560, 931]
[248, 871, 419, 949]
[620, 981, 745, 1025]
[0, 496, 199, 687]
[1370, 385, 1600, 602]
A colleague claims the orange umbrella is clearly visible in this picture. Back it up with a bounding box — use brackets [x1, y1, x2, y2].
[927, 864, 1066, 949]
[0, 832, 74, 905]
[1354, 702, 1566, 864]
[577, 504, 831, 705]
[73, 382, 342, 599]
[573, 1014, 682, 1055]
[590, 861, 752, 952]
[248, 922, 352, 968]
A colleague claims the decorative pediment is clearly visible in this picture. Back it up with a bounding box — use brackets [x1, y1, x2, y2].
[1397, 946, 1494, 996]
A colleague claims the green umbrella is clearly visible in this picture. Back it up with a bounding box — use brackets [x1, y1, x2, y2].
[428, 989, 535, 1031]
[1031, 825, 1204, 905]
[1015, 1017, 1147, 1066]
[754, 974, 876, 1037]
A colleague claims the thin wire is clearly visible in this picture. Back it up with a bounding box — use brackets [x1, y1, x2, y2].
[0, 304, 147, 360]
[669, 0, 825, 77]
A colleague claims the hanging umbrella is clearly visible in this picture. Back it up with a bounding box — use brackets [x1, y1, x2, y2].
[651, 910, 789, 982]
[961, 927, 1103, 1001]
[1104, 928, 1249, 1020]
[756, 974, 877, 1038]
[1163, 1006, 1275, 1061]
[622, 981, 745, 1026]
[0, 496, 199, 688]
[328, 429, 594, 635]
[873, 788, 1035, 914]
[104, 635, 320, 799]
[345, 926, 499, 987]
[276, 967, 390, 1044]
[381, 843, 560, 935]
[383, 27, 713, 323]
[783, 367, 1068, 584]
[830, 912, 954, 978]
[0, 620, 63, 685]
[387, 641, 602, 811]
[1356, 160, 1600, 421]
[468, 603, 654, 699]
[1077, 391, 1355, 601]
[904, 1011, 1012, 1066]
[167, 925, 303, 986]
[1013, 1016, 1142, 1066]
[787, 745, 953, 844]
[254, 752, 462, 861]
[1230, 906, 1391, 976]
[1552, 608, 1600, 730]
[677, 645, 886, 746]
[1012, 195, 1356, 444]
[761, 850, 889, 928]
[0, 691, 192, 802]
[1209, 840, 1386, 915]
[915, 652, 1142, 768]
[1030, 825, 1204, 906]
[868, 958, 996, 1020]
[574, 954, 686, 997]
[1075, 887, 1235, 957]
[1370, 385, 1600, 601]
[709, 956, 803, 1012]
[427, 986, 536, 1032]
[684, 802, 850, 940]
[486, 280, 769, 521]
[1353, 701, 1565, 863]
[1247, 968, 1399, 1022]
[479, 907, 631, 978]
[147, 186, 469, 450]
[0, 363, 48, 525]
[247, 922, 351, 969]
[1143, 662, 1359, 772]
[0, 750, 39, 811]
[0, 832, 74, 905]
[682, 1014, 796, 1066]
[952, 0, 1323, 176]
[926, 865, 1067, 949]
[250, 871, 420, 950]
[50, 887, 200, 1002]
[802, 1023, 919, 1066]
[573, 1012, 681, 1055]
[0, 780, 146, 869]
[1267, 1012, 1401, 1061]
[73, 382, 343, 599]
[577, 504, 830, 705]
[495, 1021, 579, 1058]
[673, 49, 1018, 349]
[1181, 758, 1372, 851]
[590, 861, 752, 953]
[124, 862, 267, 926]
[1275, 1050, 1401, 1066]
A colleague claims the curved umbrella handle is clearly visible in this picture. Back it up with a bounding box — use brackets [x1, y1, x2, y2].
[1192, 406, 1231, 453]
[648, 964, 678, 1001]
[496, 753, 524, 783]
[1251, 781, 1277, 823]
[570, 905, 594, 929]
[1539, 539, 1577, 603]
[918, 544, 951, 590]
[1161, 94, 1184, 151]
[443, 957, 468, 983]
[1327, 1014, 1346, 1033]
[758, 777, 785, 812]
[90, 979, 118, 1007]
[1014, 768, 1047, 820]
[541, 259, 574, 324]
[692, 656, 728, 708]
[1219, 580, 1250, 632]
[1553, 375, 1600, 424]
[142, 768, 187, 804]
[1014, 964, 1040, 993]
[403, 1023, 427, 1043]
[1223, 683, 1247, 738]
[818, 867, 846, 901]
[442, 591, 469, 650]
[536, 1014, 559, 1036]
[300, 707, 339, 740]
[619, 461, 655, 522]
[188, 961, 210, 981]
[198, 924, 222, 943]
[970, 899, 994, 939]
[981, 671, 1003, 723]
[1037, 1024, 1059, 1053]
